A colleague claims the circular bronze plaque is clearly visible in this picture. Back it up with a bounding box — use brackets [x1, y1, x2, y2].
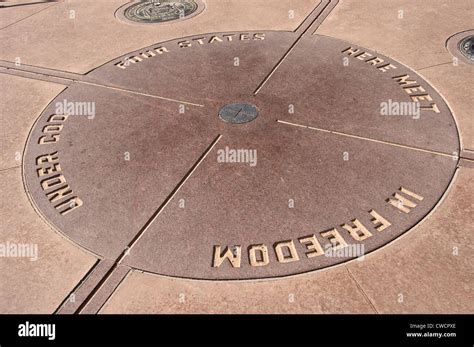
[117, 0, 205, 25]
[446, 30, 474, 65]
[24, 32, 459, 280]
[459, 35, 474, 61]
[218, 102, 259, 124]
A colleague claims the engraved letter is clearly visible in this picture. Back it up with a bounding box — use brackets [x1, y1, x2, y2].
[320, 228, 348, 250]
[341, 219, 373, 241]
[342, 47, 360, 56]
[387, 187, 424, 213]
[46, 185, 73, 203]
[299, 235, 324, 258]
[274, 240, 300, 263]
[36, 152, 59, 166]
[41, 174, 66, 191]
[249, 244, 269, 267]
[56, 197, 83, 215]
[378, 63, 397, 72]
[212, 245, 242, 268]
[392, 74, 417, 86]
[369, 209, 391, 231]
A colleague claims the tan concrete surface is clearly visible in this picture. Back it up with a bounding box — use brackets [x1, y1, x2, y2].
[0, 73, 66, 171]
[0, 2, 55, 30]
[0, 0, 319, 73]
[100, 267, 374, 314]
[0, 167, 97, 313]
[346, 167, 474, 313]
[317, 0, 474, 70]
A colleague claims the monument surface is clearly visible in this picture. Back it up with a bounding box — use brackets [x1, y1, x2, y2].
[0, 0, 472, 316]
[23, 31, 459, 280]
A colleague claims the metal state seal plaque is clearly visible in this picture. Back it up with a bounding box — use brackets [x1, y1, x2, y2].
[118, 0, 204, 24]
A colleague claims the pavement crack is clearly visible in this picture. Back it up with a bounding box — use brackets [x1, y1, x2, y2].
[0, 165, 21, 173]
[0, 2, 56, 31]
[417, 61, 454, 71]
[345, 266, 379, 313]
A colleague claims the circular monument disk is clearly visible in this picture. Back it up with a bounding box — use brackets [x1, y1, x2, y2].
[23, 31, 460, 280]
